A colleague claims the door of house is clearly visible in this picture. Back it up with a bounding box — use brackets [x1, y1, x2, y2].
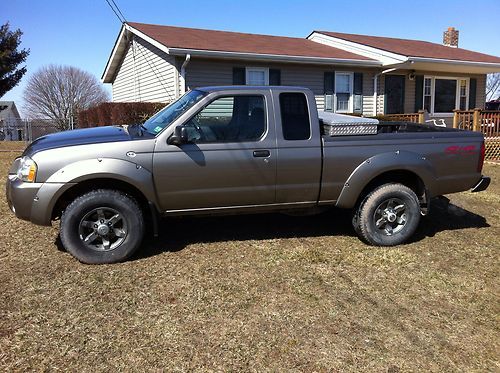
[385, 75, 405, 114]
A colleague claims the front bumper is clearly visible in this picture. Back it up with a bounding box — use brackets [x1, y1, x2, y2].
[471, 176, 490, 193]
[6, 175, 42, 222]
[6, 175, 73, 226]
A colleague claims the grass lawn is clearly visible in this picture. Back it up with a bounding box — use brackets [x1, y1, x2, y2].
[1, 142, 499, 371]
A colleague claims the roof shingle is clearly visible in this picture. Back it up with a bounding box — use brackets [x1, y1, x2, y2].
[127, 22, 375, 61]
[316, 31, 500, 64]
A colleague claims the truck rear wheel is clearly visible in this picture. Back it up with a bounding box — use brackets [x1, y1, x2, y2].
[353, 183, 420, 246]
[60, 189, 144, 264]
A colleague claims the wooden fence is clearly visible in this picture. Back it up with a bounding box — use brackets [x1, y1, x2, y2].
[379, 109, 499, 161]
[384, 112, 424, 123]
[453, 109, 500, 161]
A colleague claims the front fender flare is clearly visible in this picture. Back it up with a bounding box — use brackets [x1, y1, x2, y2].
[31, 158, 157, 225]
[335, 151, 436, 209]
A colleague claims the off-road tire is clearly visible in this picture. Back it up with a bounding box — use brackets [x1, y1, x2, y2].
[353, 183, 420, 246]
[60, 189, 144, 264]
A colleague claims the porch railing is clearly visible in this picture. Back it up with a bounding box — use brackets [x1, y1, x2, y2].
[453, 109, 500, 137]
[383, 112, 424, 123]
[453, 109, 500, 160]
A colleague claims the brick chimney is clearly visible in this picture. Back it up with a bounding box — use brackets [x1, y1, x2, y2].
[443, 27, 459, 47]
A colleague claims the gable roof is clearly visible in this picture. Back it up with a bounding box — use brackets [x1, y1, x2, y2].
[102, 23, 380, 82]
[127, 22, 375, 61]
[315, 31, 500, 64]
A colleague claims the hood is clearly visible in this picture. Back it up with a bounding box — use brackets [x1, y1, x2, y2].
[23, 126, 134, 157]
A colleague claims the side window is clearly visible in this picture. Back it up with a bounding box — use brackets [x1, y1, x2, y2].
[185, 95, 266, 143]
[279, 93, 311, 141]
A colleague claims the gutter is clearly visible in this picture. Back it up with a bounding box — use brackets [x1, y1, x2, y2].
[179, 54, 191, 95]
[167, 47, 381, 66]
[408, 56, 500, 68]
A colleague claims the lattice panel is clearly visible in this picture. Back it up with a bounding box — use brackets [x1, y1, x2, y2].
[485, 138, 500, 161]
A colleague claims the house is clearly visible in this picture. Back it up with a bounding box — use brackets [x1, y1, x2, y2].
[102, 23, 500, 124]
[0, 101, 22, 141]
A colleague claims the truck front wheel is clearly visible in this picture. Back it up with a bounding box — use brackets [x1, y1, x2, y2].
[353, 183, 421, 246]
[60, 189, 144, 264]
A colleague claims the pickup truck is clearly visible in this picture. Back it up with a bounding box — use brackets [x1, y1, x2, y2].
[6, 86, 490, 264]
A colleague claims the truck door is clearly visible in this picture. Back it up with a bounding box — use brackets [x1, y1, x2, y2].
[153, 91, 277, 211]
[274, 91, 323, 205]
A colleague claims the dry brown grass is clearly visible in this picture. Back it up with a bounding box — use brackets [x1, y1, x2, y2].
[0, 142, 499, 371]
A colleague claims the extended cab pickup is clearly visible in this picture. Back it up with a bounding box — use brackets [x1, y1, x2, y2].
[6, 86, 490, 264]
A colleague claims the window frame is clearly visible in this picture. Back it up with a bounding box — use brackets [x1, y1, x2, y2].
[184, 94, 268, 144]
[423, 75, 469, 116]
[245, 67, 270, 86]
[334, 71, 354, 113]
[279, 92, 312, 141]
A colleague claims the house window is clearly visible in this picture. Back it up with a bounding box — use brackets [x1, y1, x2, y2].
[423, 76, 469, 114]
[246, 68, 269, 86]
[424, 78, 432, 113]
[459, 79, 468, 110]
[335, 72, 353, 113]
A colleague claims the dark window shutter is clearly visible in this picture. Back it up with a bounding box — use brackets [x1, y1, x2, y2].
[353, 72, 363, 113]
[469, 78, 477, 109]
[415, 75, 424, 112]
[354, 72, 363, 95]
[324, 72, 335, 94]
[269, 69, 281, 85]
[232, 67, 245, 85]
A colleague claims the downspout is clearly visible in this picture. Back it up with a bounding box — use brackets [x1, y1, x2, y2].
[373, 67, 398, 116]
[180, 54, 191, 95]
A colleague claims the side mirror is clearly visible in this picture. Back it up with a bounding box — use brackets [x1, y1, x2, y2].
[168, 125, 188, 145]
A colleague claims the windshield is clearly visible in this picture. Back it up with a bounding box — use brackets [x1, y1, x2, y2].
[142, 89, 207, 135]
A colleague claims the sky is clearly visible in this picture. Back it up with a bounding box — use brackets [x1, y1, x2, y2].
[3, 0, 500, 116]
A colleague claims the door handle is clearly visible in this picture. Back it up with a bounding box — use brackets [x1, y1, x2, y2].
[253, 150, 270, 157]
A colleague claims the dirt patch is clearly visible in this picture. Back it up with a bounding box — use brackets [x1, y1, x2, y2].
[0, 144, 498, 371]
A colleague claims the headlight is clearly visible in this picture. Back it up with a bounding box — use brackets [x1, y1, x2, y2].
[17, 156, 37, 182]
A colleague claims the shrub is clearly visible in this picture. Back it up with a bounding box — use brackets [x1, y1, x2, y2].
[78, 101, 166, 128]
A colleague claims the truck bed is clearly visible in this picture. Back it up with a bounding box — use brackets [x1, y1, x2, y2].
[319, 121, 484, 207]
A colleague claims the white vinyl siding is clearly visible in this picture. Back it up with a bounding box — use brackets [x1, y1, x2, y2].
[475, 74, 486, 109]
[186, 60, 379, 115]
[112, 37, 177, 103]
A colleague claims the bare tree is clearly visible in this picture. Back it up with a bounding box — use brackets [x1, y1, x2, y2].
[486, 73, 500, 102]
[23, 65, 109, 129]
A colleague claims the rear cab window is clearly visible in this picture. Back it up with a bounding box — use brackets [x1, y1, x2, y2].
[279, 92, 311, 141]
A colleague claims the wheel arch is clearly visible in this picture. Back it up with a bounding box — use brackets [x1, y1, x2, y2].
[336, 151, 435, 211]
[51, 177, 153, 221]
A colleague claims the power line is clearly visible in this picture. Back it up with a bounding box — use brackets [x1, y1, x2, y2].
[104, 0, 173, 100]
[110, 0, 127, 22]
[105, 0, 126, 23]
[132, 36, 174, 100]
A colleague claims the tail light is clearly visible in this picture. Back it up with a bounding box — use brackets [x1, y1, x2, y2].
[477, 141, 485, 173]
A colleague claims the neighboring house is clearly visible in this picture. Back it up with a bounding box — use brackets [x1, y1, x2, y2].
[0, 101, 22, 141]
[102, 23, 500, 124]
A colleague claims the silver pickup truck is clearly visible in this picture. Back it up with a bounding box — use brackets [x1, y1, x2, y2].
[6, 86, 490, 264]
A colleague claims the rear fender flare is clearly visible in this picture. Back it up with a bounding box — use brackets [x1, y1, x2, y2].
[335, 151, 436, 209]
